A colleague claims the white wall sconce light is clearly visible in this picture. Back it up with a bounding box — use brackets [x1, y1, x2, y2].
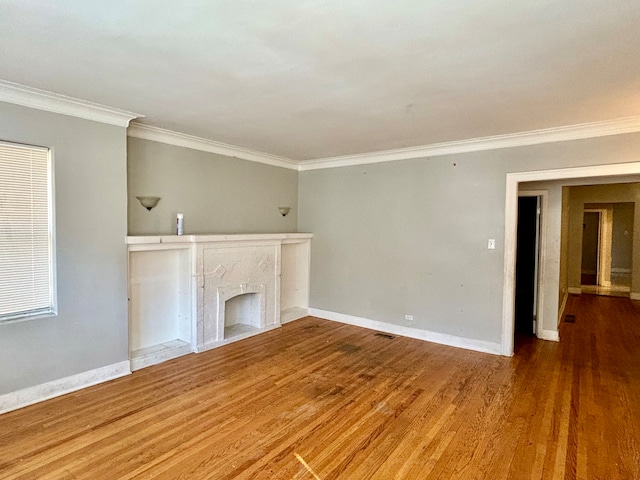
[278, 206, 291, 217]
[136, 196, 161, 211]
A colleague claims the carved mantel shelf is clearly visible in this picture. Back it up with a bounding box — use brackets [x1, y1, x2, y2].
[126, 233, 313, 245]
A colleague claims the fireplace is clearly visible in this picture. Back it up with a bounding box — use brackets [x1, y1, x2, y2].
[127, 233, 311, 369]
[199, 242, 279, 350]
[220, 286, 266, 339]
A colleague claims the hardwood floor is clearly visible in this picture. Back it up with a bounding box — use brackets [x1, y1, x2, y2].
[1, 295, 639, 479]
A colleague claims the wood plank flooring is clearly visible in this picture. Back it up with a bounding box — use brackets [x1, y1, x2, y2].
[1, 294, 639, 479]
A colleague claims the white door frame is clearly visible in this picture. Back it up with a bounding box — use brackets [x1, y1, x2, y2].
[502, 161, 640, 356]
[517, 191, 547, 339]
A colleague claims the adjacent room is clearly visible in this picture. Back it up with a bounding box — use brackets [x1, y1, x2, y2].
[1, 1, 640, 478]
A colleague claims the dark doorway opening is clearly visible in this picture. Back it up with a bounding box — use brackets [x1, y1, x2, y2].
[581, 211, 600, 286]
[515, 196, 540, 336]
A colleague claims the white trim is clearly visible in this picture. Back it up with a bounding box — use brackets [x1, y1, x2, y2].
[630, 292, 640, 301]
[568, 287, 582, 295]
[502, 174, 519, 356]
[127, 123, 299, 170]
[281, 307, 309, 324]
[0, 80, 142, 127]
[0, 361, 131, 415]
[126, 232, 313, 245]
[611, 268, 632, 274]
[539, 329, 560, 342]
[309, 308, 502, 355]
[48, 147, 58, 321]
[298, 116, 640, 171]
[502, 161, 640, 356]
[130, 340, 192, 371]
[2, 80, 640, 168]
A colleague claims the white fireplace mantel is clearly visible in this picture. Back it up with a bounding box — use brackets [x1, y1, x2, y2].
[127, 232, 313, 245]
[127, 233, 312, 370]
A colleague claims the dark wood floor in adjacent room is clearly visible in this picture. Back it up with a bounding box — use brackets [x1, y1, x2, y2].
[1, 294, 639, 479]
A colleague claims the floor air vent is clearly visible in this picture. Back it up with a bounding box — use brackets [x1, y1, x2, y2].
[565, 314, 576, 323]
[374, 333, 395, 339]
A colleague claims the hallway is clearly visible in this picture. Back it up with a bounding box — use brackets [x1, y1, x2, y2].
[515, 293, 640, 478]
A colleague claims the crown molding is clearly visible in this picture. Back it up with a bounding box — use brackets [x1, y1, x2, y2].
[4, 78, 636, 171]
[127, 123, 299, 171]
[298, 116, 640, 171]
[0, 79, 142, 127]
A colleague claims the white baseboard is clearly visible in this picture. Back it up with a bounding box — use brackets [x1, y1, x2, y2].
[131, 340, 192, 372]
[568, 287, 582, 295]
[0, 361, 131, 415]
[308, 308, 502, 355]
[538, 329, 560, 342]
[281, 307, 309, 324]
[611, 268, 632, 274]
[631, 292, 640, 301]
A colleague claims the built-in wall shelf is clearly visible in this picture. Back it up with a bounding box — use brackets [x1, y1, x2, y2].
[127, 233, 312, 371]
[281, 238, 311, 324]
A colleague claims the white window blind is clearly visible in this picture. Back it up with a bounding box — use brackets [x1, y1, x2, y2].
[0, 141, 55, 322]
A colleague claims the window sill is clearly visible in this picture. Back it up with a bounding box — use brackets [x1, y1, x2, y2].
[0, 310, 58, 326]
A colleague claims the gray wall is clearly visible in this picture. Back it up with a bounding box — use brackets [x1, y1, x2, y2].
[4, 100, 640, 397]
[0, 102, 129, 394]
[128, 137, 298, 235]
[299, 132, 640, 344]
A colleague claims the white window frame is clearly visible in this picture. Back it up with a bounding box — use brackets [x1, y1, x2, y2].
[0, 140, 57, 324]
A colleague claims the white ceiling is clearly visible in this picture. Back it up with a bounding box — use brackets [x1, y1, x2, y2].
[1, 1, 640, 160]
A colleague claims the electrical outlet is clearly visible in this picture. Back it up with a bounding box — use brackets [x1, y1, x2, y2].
[405, 314, 414, 321]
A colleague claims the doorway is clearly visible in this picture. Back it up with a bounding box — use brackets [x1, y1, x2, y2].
[580, 202, 632, 296]
[515, 196, 540, 336]
[502, 162, 640, 357]
[581, 211, 600, 286]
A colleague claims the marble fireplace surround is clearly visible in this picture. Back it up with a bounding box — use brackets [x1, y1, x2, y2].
[200, 241, 277, 350]
[127, 233, 312, 369]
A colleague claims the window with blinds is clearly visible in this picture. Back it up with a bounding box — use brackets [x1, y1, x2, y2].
[0, 141, 55, 322]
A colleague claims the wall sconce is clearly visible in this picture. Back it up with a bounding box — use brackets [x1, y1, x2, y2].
[278, 206, 291, 217]
[136, 196, 161, 211]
